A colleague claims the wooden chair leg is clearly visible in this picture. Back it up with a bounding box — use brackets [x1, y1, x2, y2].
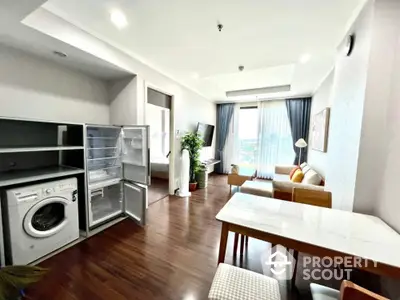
[233, 233, 239, 256]
[245, 235, 249, 246]
[291, 250, 299, 287]
[240, 235, 245, 256]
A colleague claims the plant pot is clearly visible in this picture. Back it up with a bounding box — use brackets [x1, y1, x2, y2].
[189, 182, 197, 192]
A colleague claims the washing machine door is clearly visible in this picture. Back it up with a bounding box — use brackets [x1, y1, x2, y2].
[23, 196, 70, 238]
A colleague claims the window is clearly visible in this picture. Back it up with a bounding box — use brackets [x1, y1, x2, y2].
[238, 107, 258, 167]
[147, 104, 170, 161]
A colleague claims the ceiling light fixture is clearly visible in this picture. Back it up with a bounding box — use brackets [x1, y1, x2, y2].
[52, 51, 67, 58]
[110, 9, 128, 29]
[299, 53, 311, 64]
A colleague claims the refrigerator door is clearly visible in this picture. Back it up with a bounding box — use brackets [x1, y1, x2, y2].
[121, 126, 150, 185]
[123, 181, 147, 225]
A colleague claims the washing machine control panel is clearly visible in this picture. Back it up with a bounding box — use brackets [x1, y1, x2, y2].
[55, 183, 76, 192]
[13, 182, 77, 203]
[14, 189, 41, 203]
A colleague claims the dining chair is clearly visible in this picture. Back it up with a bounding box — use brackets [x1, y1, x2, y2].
[310, 280, 388, 300]
[292, 187, 332, 208]
[291, 187, 332, 286]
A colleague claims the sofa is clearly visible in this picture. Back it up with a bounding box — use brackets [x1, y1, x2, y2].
[273, 162, 324, 200]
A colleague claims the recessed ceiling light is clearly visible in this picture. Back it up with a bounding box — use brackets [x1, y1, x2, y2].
[299, 53, 311, 64]
[52, 51, 67, 58]
[110, 9, 128, 29]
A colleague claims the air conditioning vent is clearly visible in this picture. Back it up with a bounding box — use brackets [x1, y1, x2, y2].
[226, 85, 291, 98]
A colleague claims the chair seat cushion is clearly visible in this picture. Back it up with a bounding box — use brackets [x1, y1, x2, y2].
[310, 283, 340, 300]
[240, 181, 273, 198]
[209, 263, 281, 300]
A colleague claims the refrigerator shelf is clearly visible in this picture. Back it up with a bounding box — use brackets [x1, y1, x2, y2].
[87, 137, 119, 140]
[88, 147, 118, 150]
[87, 156, 119, 161]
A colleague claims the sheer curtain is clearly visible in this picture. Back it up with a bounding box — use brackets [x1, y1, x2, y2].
[222, 104, 240, 173]
[257, 100, 295, 179]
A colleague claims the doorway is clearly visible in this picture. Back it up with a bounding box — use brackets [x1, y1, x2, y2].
[146, 87, 172, 205]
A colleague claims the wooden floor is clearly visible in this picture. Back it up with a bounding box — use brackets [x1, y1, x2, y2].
[148, 177, 169, 205]
[28, 175, 380, 300]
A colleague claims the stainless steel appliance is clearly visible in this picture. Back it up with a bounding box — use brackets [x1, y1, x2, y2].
[85, 125, 149, 228]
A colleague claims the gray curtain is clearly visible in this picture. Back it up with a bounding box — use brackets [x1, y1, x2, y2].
[285, 98, 312, 165]
[216, 104, 235, 173]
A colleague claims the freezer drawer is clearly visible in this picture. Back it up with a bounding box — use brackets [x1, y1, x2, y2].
[89, 182, 123, 227]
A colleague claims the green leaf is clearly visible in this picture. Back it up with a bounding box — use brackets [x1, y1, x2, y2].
[0, 266, 48, 299]
[181, 132, 204, 182]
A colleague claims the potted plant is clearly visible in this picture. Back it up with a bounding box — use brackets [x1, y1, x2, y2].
[181, 132, 204, 191]
[0, 265, 47, 299]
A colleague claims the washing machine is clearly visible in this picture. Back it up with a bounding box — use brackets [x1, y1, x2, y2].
[3, 178, 79, 265]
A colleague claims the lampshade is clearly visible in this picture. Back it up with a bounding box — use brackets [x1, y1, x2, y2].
[295, 138, 308, 148]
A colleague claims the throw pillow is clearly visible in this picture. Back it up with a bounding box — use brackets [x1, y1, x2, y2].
[289, 167, 300, 179]
[302, 165, 311, 174]
[302, 169, 322, 185]
[300, 162, 308, 169]
[291, 169, 304, 183]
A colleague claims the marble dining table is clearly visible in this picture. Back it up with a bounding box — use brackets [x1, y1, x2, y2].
[216, 192, 400, 278]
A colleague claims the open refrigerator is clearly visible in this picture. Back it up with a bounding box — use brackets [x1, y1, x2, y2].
[85, 125, 150, 228]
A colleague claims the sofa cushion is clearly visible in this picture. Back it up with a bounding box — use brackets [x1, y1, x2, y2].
[275, 165, 297, 175]
[273, 180, 325, 193]
[274, 174, 290, 182]
[289, 167, 300, 179]
[302, 165, 311, 174]
[302, 169, 322, 185]
[291, 169, 304, 183]
[241, 181, 273, 198]
[300, 162, 308, 169]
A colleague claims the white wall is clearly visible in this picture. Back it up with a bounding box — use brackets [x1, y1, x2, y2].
[354, 0, 400, 216]
[324, 1, 373, 211]
[173, 91, 216, 183]
[0, 45, 109, 124]
[109, 76, 138, 125]
[308, 70, 334, 177]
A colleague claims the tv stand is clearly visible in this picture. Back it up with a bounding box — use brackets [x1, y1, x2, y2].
[197, 159, 220, 188]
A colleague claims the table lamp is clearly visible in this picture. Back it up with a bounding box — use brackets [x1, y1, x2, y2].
[295, 138, 307, 166]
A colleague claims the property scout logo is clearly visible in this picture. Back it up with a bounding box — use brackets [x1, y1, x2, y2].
[262, 244, 378, 281]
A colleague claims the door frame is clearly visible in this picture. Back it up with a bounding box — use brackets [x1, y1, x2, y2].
[143, 81, 175, 196]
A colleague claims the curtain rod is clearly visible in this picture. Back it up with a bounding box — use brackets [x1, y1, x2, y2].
[216, 93, 312, 105]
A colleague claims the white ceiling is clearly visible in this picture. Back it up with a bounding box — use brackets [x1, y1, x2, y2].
[0, 0, 132, 80]
[0, 0, 366, 101]
[41, 0, 366, 101]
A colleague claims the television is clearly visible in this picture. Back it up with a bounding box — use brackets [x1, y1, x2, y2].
[196, 122, 215, 147]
